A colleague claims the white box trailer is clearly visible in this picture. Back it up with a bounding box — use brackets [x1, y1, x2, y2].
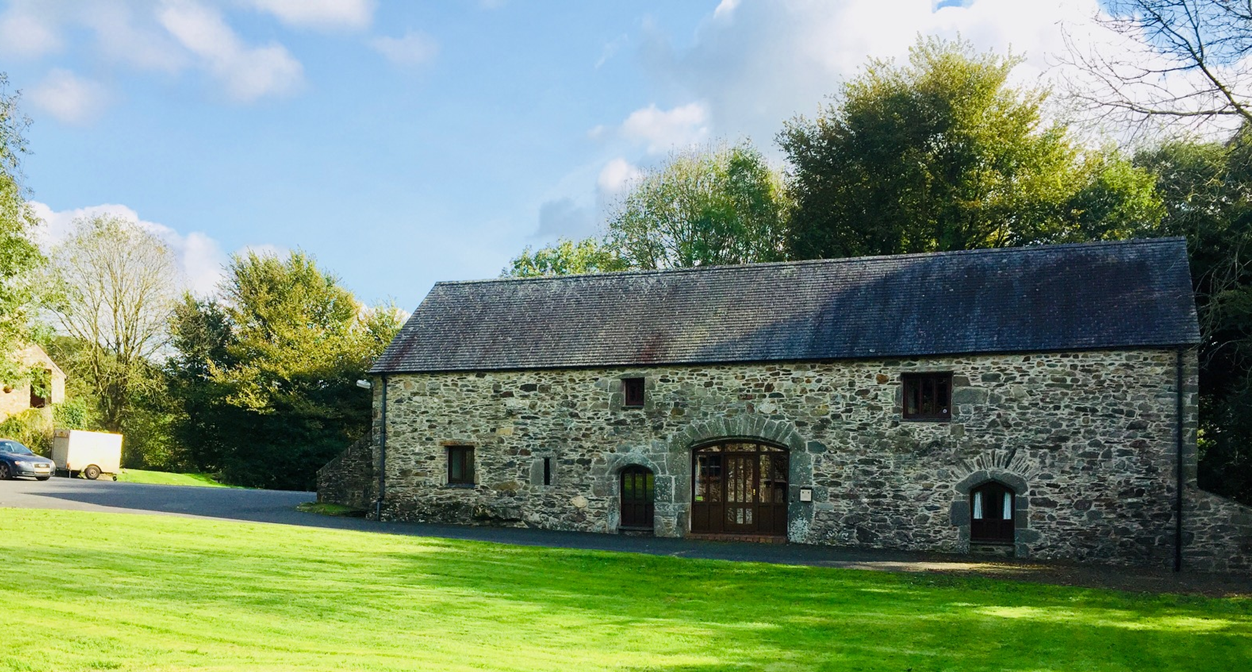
[52, 429, 122, 480]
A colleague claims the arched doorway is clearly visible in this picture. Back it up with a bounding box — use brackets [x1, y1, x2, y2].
[691, 441, 788, 537]
[970, 481, 1015, 544]
[620, 466, 655, 531]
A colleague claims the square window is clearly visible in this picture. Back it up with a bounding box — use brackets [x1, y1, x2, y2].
[447, 446, 475, 485]
[623, 377, 645, 407]
[902, 373, 952, 421]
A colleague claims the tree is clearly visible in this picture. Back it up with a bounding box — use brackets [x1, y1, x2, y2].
[504, 143, 790, 277]
[1066, 0, 1252, 134]
[165, 294, 236, 472]
[45, 215, 180, 432]
[166, 251, 402, 489]
[504, 237, 627, 278]
[0, 73, 44, 384]
[605, 143, 790, 269]
[1135, 128, 1252, 503]
[780, 37, 1162, 259]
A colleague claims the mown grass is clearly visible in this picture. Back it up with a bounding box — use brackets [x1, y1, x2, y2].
[114, 469, 232, 488]
[0, 508, 1248, 672]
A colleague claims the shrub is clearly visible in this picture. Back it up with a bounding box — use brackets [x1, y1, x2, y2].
[0, 408, 52, 455]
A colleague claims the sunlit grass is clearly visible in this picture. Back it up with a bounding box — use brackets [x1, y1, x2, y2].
[0, 508, 1248, 671]
[114, 469, 232, 487]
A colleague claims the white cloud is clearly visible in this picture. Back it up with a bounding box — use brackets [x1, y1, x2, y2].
[246, 0, 376, 31]
[0, 4, 62, 59]
[620, 103, 710, 154]
[370, 31, 439, 68]
[633, 0, 1129, 151]
[713, 0, 740, 21]
[78, 3, 188, 73]
[28, 201, 230, 297]
[534, 198, 594, 240]
[596, 34, 629, 69]
[158, 0, 304, 102]
[597, 158, 642, 198]
[26, 69, 110, 125]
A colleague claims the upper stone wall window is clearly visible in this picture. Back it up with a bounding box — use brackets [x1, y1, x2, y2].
[902, 373, 951, 421]
[623, 377, 645, 408]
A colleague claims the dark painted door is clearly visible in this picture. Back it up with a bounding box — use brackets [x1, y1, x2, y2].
[970, 482, 1015, 543]
[620, 467, 655, 530]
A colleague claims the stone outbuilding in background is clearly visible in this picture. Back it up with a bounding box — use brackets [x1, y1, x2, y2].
[0, 344, 66, 421]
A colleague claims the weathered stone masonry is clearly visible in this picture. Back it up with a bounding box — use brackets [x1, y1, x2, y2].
[334, 347, 1250, 571]
[317, 239, 1251, 571]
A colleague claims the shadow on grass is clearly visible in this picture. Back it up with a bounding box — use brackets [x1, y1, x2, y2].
[366, 542, 1252, 671]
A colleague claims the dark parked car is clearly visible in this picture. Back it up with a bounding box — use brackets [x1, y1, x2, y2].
[0, 439, 54, 481]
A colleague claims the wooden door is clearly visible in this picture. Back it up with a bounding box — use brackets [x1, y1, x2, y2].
[970, 482, 1014, 543]
[691, 452, 723, 534]
[724, 452, 758, 533]
[759, 452, 789, 535]
[691, 443, 788, 537]
[620, 467, 654, 530]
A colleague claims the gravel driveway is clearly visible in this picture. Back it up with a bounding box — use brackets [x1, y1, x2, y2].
[3, 476, 1248, 596]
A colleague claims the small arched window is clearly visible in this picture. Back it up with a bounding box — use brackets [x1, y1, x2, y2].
[970, 482, 1015, 544]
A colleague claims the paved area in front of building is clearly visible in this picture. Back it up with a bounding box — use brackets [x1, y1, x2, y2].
[2, 477, 1247, 596]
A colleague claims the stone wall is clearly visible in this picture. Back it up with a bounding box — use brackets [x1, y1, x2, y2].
[1185, 490, 1252, 573]
[365, 347, 1245, 571]
[317, 437, 374, 511]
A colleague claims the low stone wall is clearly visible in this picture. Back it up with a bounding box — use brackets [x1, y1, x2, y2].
[317, 437, 374, 511]
[1185, 489, 1252, 573]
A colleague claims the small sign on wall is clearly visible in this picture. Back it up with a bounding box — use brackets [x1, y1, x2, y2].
[799, 487, 813, 503]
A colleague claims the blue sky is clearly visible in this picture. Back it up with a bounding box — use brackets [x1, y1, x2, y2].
[1, 0, 1117, 310]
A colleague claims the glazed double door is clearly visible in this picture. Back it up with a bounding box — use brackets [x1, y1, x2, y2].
[691, 443, 788, 537]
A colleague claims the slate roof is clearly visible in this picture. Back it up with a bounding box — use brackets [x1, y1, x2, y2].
[371, 238, 1200, 374]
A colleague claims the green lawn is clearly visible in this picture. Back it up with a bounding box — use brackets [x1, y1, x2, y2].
[0, 509, 1248, 672]
[114, 469, 231, 487]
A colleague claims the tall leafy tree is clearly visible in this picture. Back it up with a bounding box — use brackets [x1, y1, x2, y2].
[1136, 128, 1252, 503]
[780, 37, 1161, 259]
[504, 237, 627, 278]
[45, 215, 179, 432]
[505, 143, 790, 277]
[606, 143, 790, 269]
[0, 74, 44, 384]
[167, 251, 401, 489]
[165, 295, 237, 472]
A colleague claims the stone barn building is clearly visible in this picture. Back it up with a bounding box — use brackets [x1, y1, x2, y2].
[320, 238, 1252, 572]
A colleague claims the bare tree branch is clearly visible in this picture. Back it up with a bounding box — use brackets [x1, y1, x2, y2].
[1062, 0, 1252, 136]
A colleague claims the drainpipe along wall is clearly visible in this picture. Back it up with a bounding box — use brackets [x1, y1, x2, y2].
[376, 374, 388, 521]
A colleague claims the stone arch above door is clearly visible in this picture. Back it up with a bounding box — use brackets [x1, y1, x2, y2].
[669, 414, 807, 454]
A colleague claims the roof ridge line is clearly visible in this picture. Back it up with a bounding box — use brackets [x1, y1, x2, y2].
[437, 237, 1187, 287]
